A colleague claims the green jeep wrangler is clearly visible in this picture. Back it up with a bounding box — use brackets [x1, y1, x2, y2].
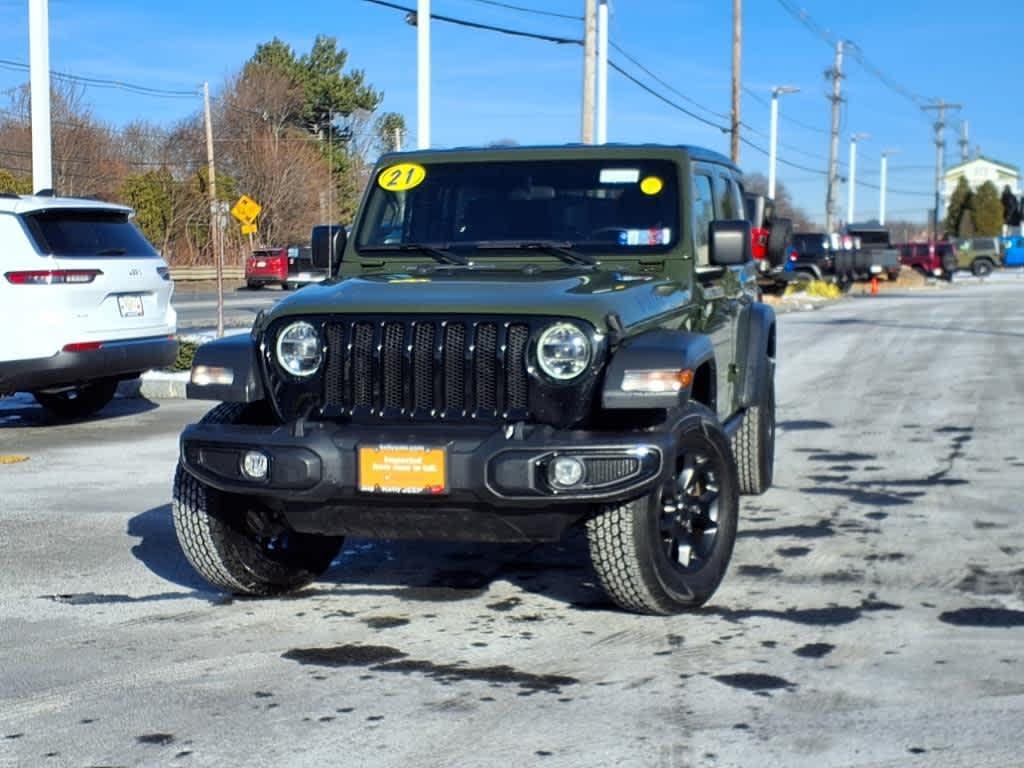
[174, 145, 777, 614]
[955, 236, 1002, 277]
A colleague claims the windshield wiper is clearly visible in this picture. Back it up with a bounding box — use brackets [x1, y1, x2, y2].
[361, 243, 468, 265]
[96, 248, 127, 256]
[474, 240, 596, 266]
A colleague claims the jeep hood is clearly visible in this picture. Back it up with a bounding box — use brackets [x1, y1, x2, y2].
[268, 269, 692, 331]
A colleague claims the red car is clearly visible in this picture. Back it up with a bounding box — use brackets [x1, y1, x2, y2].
[897, 241, 957, 281]
[245, 246, 325, 290]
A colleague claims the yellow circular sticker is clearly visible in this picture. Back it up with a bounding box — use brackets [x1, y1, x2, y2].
[378, 163, 426, 192]
[640, 176, 664, 196]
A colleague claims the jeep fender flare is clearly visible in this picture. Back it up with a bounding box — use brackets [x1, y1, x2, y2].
[601, 329, 716, 411]
[185, 334, 265, 403]
[735, 302, 776, 409]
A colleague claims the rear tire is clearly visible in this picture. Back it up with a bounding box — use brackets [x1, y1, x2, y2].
[585, 405, 739, 614]
[972, 259, 993, 277]
[33, 378, 118, 419]
[732, 366, 776, 495]
[172, 403, 343, 596]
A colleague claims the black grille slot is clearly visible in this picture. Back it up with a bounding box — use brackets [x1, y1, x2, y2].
[413, 323, 435, 410]
[444, 323, 466, 413]
[584, 457, 640, 486]
[324, 324, 346, 406]
[506, 324, 529, 411]
[474, 324, 497, 412]
[352, 323, 374, 407]
[381, 322, 405, 410]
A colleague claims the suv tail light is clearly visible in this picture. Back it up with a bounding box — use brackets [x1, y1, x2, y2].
[5, 269, 103, 285]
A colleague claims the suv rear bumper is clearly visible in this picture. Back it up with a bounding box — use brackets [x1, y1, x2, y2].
[0, 335, 178, 393]
[180, 419, 675, 542]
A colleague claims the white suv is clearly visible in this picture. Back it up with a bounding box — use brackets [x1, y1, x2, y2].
[0, 194, 177, 418]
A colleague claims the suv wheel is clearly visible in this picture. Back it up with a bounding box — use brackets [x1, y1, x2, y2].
[172, 403, 343, 596]
[972, 259, 993, 277]
[731, 365, 775, 495]
[33, 378, 118, 419]
[585, 405, 739, 614]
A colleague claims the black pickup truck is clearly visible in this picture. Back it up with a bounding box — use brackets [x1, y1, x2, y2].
[846, 223, 901, 281]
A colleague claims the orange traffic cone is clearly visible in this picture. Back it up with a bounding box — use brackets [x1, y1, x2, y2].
[870, 276, 879, 295]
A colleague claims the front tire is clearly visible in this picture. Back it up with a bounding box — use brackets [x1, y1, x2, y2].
[172, 403, 343, 596]
[585, 405, 740, 614]
[33, 378, 118, 419]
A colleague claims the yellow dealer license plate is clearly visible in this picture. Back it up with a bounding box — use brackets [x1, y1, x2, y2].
[358, 445, 447, 495]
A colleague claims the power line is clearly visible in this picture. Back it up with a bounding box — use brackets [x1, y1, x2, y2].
[0, 58, 198, 99]
[361, 0, 582, 45]
[607, 60, 727, 132]
[461, 0, 581, 21]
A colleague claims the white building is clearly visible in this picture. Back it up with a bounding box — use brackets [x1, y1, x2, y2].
[942, 156, 1020, 211]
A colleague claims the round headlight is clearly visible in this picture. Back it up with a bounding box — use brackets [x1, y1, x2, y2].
[537, 322, 591, 381]
[276, 321, 322, 377]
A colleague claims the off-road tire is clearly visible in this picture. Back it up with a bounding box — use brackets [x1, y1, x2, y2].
[766, 218, 792, 268]
[172, 402, 343, 596]
[585, 405, 739, 614]
[33, 378, 118, 420]
[732, 366, 776, 495]
[888, 269, 901, 282]
[972, 259, 993, 277]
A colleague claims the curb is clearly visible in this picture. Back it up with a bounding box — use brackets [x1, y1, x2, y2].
[118, 371, 190, 400]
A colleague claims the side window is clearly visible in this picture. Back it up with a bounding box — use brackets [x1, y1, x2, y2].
[714, 174, 737, 220]
[693, 174, 715, 266]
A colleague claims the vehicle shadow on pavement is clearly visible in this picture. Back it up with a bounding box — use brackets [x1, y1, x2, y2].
[128, 504, 217, 592]
[128, 501, 611, 609]
[316, 531, 612, 609]
[0, 395, 159, 429]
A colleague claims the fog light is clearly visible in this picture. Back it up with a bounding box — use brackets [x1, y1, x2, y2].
[242, 451, 269, 480]
[549, 456, 585, 488]
[191, 365, 234, 386]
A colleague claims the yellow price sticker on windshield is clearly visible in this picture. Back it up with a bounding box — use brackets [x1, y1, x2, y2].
[378, 163, 426, 192]
[640, 176, 664, 196]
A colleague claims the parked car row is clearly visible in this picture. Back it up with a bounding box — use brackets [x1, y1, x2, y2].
[782, 225, 901, 287]
[896, 235, 1018, 280]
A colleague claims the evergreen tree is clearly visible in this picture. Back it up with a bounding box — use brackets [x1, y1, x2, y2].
[944, 176, 972, 237]
[972, 181, 1004, 236]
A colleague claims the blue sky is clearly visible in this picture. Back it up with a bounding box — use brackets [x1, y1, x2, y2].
[1, 0, 1019, 225]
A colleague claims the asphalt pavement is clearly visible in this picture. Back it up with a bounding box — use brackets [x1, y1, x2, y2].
[172, 285, 281, 330]
[2, 282, 1023, 768]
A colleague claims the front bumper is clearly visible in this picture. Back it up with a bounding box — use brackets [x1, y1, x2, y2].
[180, 420, 671, 541]
[0, 335, 178, 394]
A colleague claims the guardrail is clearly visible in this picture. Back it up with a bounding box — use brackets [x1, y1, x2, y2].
[170, 266, 245, 281]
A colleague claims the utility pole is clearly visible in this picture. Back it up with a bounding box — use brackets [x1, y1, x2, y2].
[847, 133, 869, 225]
[879, 149, 898, 227]
[582, 0, 596, 144]
[922, 100, 962, 239]
[596, 0, 609, 144]
[730, 0, 742, 163]
[28, 0, 52, 193]
[959, 120, 969, 163]
[768, 86, 799, 199]
[203, 81, 224, 338]
[825, 41, 844, 233]
[417, 0, 431, 148]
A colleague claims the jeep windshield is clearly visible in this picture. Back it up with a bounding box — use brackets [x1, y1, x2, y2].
[356, 158, 680, 257]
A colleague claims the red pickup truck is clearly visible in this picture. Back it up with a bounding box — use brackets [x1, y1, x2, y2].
[897, 241, 957, 281]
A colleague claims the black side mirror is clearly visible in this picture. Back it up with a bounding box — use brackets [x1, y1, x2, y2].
[311, 224, 347, 274]
[709, 220, 752, 266]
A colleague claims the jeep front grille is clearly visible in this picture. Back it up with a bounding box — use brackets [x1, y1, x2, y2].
[320, 319, 531, 420]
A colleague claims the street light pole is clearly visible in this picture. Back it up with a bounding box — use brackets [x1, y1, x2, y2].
[847, 132, 870, 226]
[596, 0, 609, 144]
[768, 86, 799, 200]
[28, 0, 52, 193]
[879, 149, 899, 227]
[417, 0, 431, 149]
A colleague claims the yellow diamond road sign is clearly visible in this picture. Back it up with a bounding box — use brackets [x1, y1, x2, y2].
[231, 195, 261, 225]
